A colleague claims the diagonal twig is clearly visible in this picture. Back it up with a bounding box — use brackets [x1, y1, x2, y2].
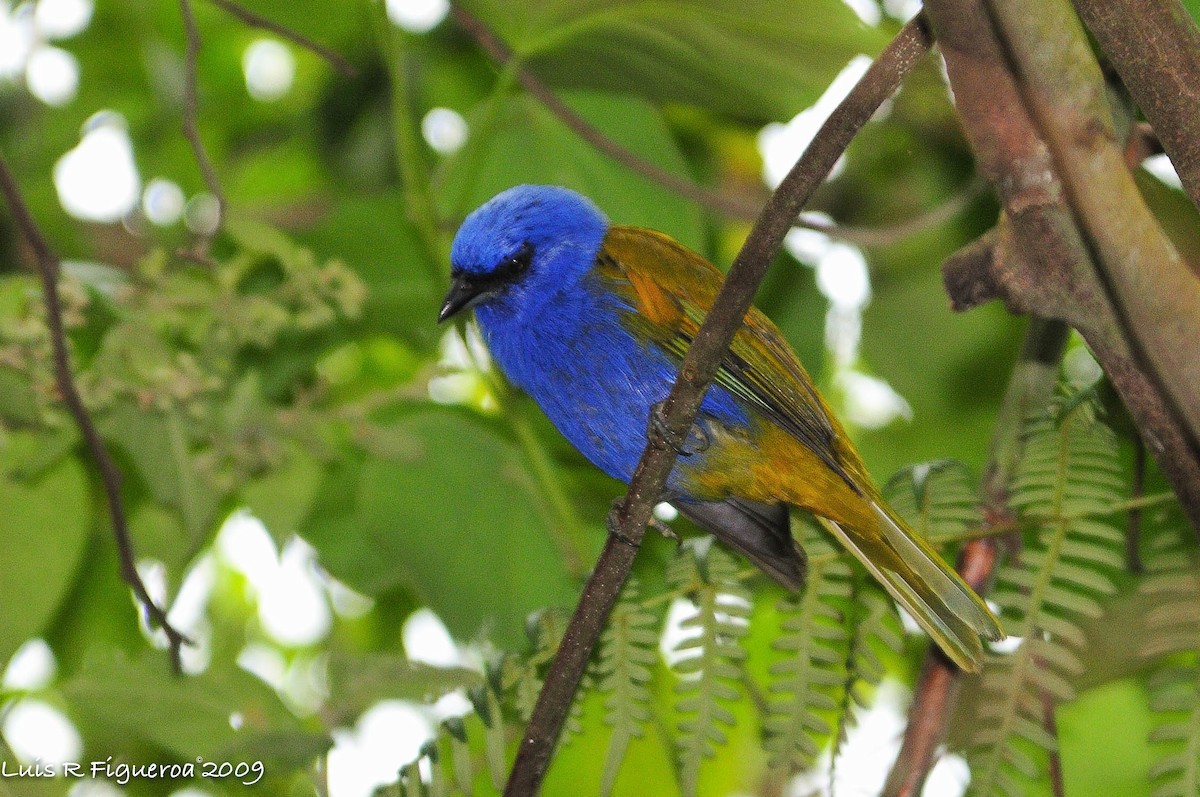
[180, 0, 226, 241]
[449, 3, 760, 218]
[0, 151, 192, 674]
[502, 13, 935, 796]
[204, 0, 358, 77]
[450, 4, 959, 250]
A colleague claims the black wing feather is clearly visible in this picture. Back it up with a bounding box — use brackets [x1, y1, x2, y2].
[674, 498, 806, 591]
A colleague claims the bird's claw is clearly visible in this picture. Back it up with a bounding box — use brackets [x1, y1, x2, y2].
[648, 401, 709, 457]
[606, 498, 680, 547]
[606, 499, 641, 549]
[649, 515, 681, 545]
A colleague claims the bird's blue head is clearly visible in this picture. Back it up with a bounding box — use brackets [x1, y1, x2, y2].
[439, 185, 609, 326]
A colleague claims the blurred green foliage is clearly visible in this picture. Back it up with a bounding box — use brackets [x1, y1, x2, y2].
[0, 1, 1196, 796]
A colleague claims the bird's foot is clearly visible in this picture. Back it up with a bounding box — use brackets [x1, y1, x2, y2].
[605, 498, 679, 547]
[649, 514, 681, 545]
[648, 401, 709, 457]
[605, 499, 641, 549]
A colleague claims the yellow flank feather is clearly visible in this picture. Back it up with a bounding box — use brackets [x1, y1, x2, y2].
[595, 225, 1005, 671]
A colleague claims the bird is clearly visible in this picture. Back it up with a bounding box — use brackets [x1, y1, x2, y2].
[439, 184, 1003, 671]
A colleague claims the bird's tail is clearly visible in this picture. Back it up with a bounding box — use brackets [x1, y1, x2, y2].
[819, 500, 1003, 672]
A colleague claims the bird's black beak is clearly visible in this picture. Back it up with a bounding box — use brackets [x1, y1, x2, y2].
[438, 275, 482, 323]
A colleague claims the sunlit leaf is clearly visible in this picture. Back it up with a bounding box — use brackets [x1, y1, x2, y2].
[0, 457, 91, 664]
[461, 0, 886, 121]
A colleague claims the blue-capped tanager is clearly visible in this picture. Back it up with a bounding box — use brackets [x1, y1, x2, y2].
[439, 185, 1002, 670]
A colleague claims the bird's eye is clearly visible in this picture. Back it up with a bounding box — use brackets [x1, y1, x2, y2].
[504, 241, 534, 276]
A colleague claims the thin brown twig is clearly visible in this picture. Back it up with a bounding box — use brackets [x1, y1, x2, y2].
[502, 14, 935, 796]
[0, 151, 192, 674]
[450, 4, 959, 250]
[803, 176, 987, 247]
[180, 0, 225, 241]
[173, 247, 219, 269]
[449, 4, 758, 216]
[203, 0, 357, 77]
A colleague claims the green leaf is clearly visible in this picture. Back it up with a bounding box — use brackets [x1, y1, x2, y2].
[438, 91, 706, 251]
[301, 406, 579, 648]
[61, 648, 322, 761]
[0, 457, 91, 664]
[99, 404, 219, 545]
[241, 445, 324, 546]
[462, 0, 886, 121]
[326, 651, 483, 725]
[292, 194, 443, 350]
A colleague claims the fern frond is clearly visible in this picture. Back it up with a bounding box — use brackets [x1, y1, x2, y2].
[967, 397, 1123, 797]
[1140, 521, 1200, 797]
[467, 682, 509, 791]
[670, 541, 753, 797]
[500, 608, 588, 741]
[596, 577, 660, 797]
[826, 571, 904, 789]
[386, 718, 475, 797]
[443, 717, 475, 796]
[885, 460, 983, 545]
[840, 579, 904, 713]
[763, 522, 851, 775]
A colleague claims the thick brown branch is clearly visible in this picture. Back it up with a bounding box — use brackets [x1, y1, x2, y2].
[1072, 0, 1200, 213]
[897, 0, 1200, 786]
[451, 4, 949, 249]
[929, 0, 1200, 531]
[502, 13, 934, 797]
[204, 0, 357, 77]
[988, 0, 1200, 486]
[0, 152, 191, 673]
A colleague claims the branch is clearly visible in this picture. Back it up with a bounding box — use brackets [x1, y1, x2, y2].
[1071, 0, 1200, 213]
[988, 0, 1200, 521]
[502, 14, 935, 796]
[180, 0, 226, 241]
[0, 152, 191, 673]
[450, 4, 951, 249]
[1037, 655, 1066, 797]
[800, 176, 987, 248]
[929, 0, 1200, 532]
[890, 0, 1200, 785]
[203, 0, 358, 77]
[882, 318, 1068, 797]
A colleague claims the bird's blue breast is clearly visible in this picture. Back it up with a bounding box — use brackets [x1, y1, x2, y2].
[477, 275, 748, 489]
